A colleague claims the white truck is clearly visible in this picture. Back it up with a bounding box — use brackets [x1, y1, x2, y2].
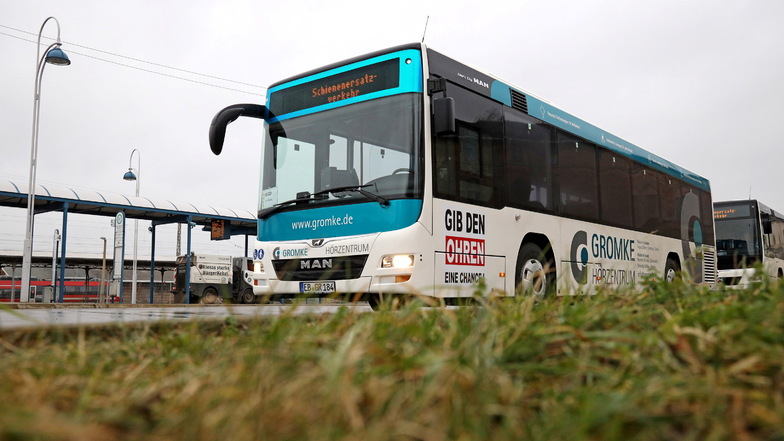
[171, 253, 257, 304]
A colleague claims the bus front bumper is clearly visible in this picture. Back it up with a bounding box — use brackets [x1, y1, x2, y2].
[718, 268, 759, 288]
[250, 274, 423, 297]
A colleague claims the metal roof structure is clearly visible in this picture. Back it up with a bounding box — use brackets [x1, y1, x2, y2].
[0, 179, 256, 227]
[0, 179, 257, 304]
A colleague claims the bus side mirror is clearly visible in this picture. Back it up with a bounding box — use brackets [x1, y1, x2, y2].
[433, 97, 456, 136]
[208, 104, 266, 155]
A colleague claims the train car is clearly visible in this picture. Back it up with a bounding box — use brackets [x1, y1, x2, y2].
[0, 278, 103, 303]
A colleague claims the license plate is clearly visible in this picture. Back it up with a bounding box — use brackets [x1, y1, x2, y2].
[300, 281, 336, 294]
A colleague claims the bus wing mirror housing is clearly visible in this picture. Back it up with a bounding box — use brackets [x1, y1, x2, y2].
[208, 104, 266, 155]
[433, 97, 456, 136]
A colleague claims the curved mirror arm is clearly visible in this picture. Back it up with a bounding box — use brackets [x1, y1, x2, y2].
[208, 104, 266, 155]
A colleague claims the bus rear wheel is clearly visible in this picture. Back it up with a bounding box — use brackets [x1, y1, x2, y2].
[516, 243, 554, 297]
[664, 258, 681, 283]
[200, 287, 222, 304]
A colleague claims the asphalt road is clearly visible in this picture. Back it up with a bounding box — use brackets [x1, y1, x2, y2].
[0, 303, 373, 330]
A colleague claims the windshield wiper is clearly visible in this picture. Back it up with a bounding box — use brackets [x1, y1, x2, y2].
[258, 193, 323, 220]
[258, 185, 389, 220]
[311, 185, 390, 207]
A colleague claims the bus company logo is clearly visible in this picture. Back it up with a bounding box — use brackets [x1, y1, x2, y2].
[272, 247, 308, 260]
[540, 105, 546, 119]
[570, 231, 590, 284]
[253, 249, 265, 260]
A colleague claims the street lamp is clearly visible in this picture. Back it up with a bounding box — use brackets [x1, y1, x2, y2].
[123, 148, 141, 304]
[20, 17, 71, 303]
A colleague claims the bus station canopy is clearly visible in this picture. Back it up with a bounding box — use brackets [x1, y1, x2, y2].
[0, 179, 257, 303]
[0, 179, 256, 230]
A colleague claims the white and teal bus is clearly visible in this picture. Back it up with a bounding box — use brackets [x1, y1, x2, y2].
[714, 199, 784, 286]
[208, 43, 716, 306]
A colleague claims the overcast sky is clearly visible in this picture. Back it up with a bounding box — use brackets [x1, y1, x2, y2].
[2, 0, 783, 262]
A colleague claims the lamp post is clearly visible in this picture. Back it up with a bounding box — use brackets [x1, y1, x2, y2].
[51, 229, 60, 303]
[99, 237, 107, 303]
[123, 149, 141, 304]
[20, 17, 71, 303]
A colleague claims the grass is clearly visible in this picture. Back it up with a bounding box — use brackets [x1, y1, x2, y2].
[1, 278, 784, 441]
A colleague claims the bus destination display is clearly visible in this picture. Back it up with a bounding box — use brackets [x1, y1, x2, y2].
[714, 204, 752, 219]
[270, 58, 399, 116]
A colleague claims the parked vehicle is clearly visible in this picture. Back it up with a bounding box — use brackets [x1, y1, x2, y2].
[714, 199, 784, 287]
[171, 253, 256, 304]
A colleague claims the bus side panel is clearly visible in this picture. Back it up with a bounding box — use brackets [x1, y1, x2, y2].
[558, 220, 659, 292]
[431, 199, 506, 297]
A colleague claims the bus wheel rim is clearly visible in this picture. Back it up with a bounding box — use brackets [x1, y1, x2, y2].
[522, 259, 546, 296]
[666, 268, 677, 283]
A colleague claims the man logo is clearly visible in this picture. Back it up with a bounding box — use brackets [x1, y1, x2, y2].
[300, 258, 332, 270]
[311, 239, 325, 247]
[570, 231, 590, 284]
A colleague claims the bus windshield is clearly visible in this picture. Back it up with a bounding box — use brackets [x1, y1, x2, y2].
[715, 217, 761, 269]
[259, 93, 422, 213]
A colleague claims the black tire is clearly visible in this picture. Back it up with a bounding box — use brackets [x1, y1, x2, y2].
[200, 287, 221, 304]
[367, 295, 382, 311]
[240, 288, 256, 304]
[366, 294, 410, 310]
[515, 243, 554, 297]
[664, 258, 681, 283]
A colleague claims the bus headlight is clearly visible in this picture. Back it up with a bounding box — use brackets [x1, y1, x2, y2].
[382, 254, 415, 269]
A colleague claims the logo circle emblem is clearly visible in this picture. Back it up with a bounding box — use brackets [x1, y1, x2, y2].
[570, 230, 589, 284]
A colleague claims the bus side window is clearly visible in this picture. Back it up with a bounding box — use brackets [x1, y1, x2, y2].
[504, 109, 552, 212]
[658, 175, 682, 239]
[632, 165, 661, 233]
[433, 84, 503, 207]
[456, 125, 494, 202]
[599, 150, 633, 229]
[434, 136, 458, 197]
[774, 217, 784, 259]
[555, 132, 598, 221]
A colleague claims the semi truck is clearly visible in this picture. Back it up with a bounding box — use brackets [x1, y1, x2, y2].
[171, 253, 257, 304]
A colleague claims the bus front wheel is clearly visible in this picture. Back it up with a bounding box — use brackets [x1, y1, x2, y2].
[516, 243, 553, 297]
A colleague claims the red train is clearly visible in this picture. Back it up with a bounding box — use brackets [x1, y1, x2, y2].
[0, 278, 104, 303]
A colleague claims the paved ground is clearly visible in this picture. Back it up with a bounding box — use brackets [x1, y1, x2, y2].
[0, 303, 371, 330]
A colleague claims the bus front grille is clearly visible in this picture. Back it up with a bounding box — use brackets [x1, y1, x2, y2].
[271, 255, 369, 281]
[702, 248, 717, 285]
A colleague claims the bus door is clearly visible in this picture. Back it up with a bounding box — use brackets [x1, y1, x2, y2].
[431, 82, 506, 296]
